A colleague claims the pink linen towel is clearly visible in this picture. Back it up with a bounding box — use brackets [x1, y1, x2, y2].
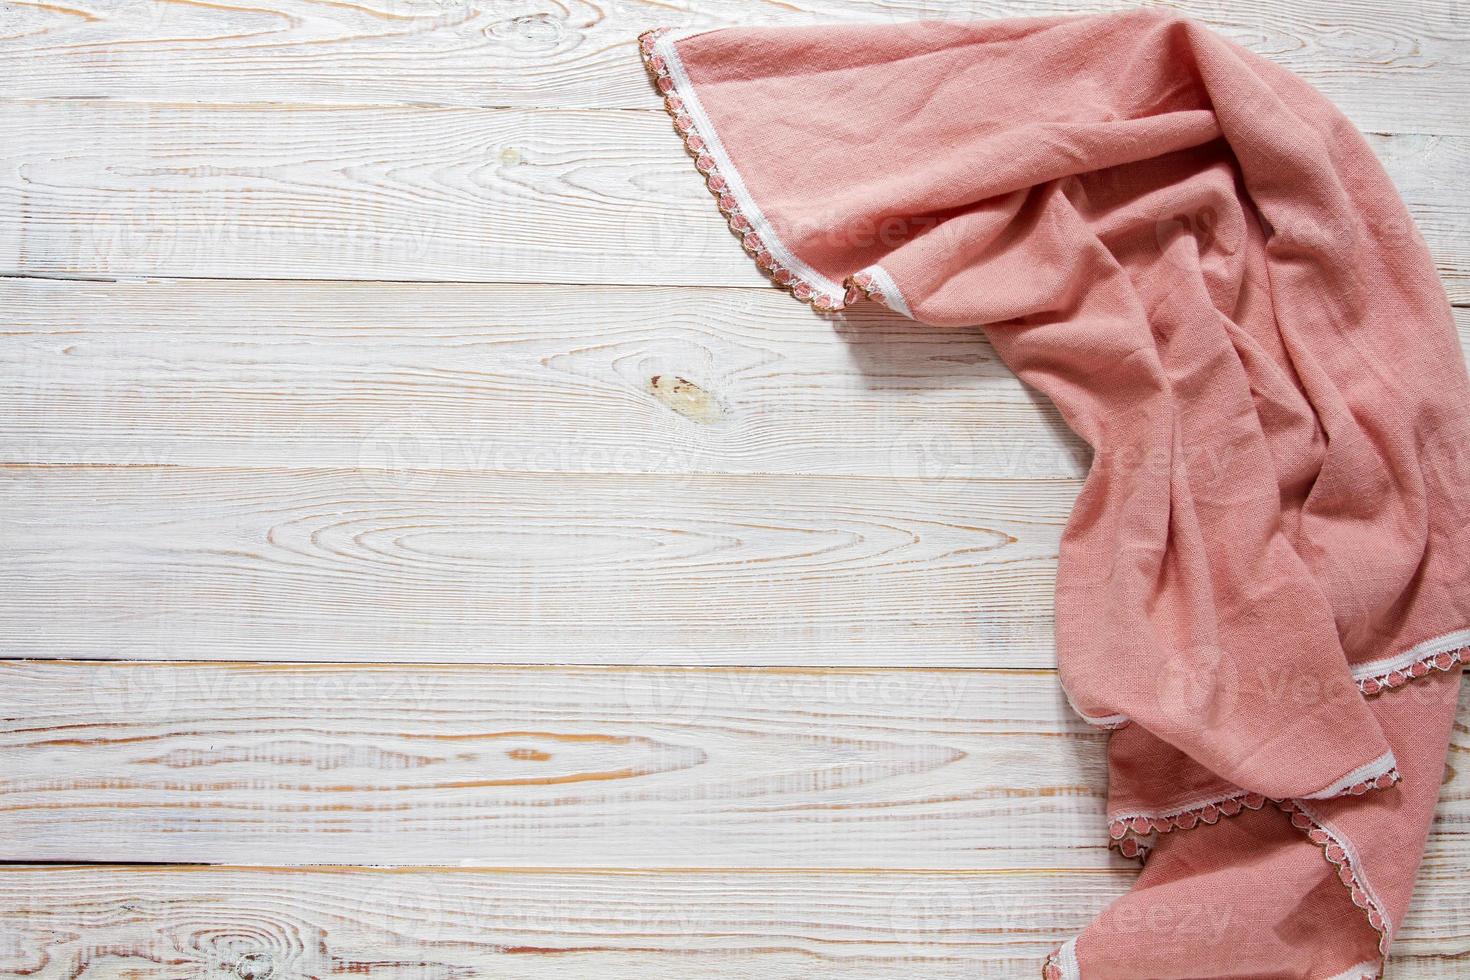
[638, 11, 1468, 978]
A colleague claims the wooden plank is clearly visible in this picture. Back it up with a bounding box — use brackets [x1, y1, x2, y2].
[0, 866, 1122, 979]
[0, 663, 1465, 870]
[0, 662, 1107, 865]
[0, 104, 1466, 300]
[0, 865, 1461, 977]
[0, 0, 1466, 136]
[6, 283, 1466, 477]
[0, 278, 1089, 478]
[0, 466, 1067, 665]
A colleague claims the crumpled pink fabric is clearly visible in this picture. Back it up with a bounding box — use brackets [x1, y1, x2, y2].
[639, 11, 1468, 978]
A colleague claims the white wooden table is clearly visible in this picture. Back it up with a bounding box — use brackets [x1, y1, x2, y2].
[1, 0, 1466, 976]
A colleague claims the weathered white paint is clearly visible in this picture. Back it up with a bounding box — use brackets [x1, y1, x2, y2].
[1, 0, 1467, 136]
[0, 107, 1465, 298]
[0, 864, 1460, 978]
[0, 0, 1465, 972]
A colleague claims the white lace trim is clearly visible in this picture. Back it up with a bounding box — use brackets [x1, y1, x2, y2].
[1111, 787, 1267, 830]
[1053, 683, 1130, 730]
[1108, 789, 1271, 857]
[1069, 705, 1130, 730]
[1059, 624, 1470, 733]
[1062, 627, 1468, 733]
[851, 263, 914, 318]
[643, 29, 848, 310]
[1098, 800, 1394, 974]
[1069, 626, 1469, 733]
[1042, 937, 1080, 980]
[1324, 961, 1381, 980]
[1283, 799, 1392, 958]
[1300, 751, 1397, 800]
[1107, 758, 1398, 853]
[1351, 628, 1470, 693]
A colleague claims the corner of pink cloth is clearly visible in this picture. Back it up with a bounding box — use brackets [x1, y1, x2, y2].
[637, 28, 907, 319]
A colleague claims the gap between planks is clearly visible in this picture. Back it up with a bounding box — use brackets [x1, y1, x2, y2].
[2, 272, 1470, 307]
[0, 864, 1128, 875]
[0, 97, 1451, 143]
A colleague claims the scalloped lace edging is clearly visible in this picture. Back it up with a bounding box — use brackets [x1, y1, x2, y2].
[638, 30, 913, 319]
[846, 266, 914, 318]
[1326, 962, 1383, 980]
[1053, 795, 1394, 977]
[1047, 800, 1391, 978]
[1355, 641, 1467, 695]
[638, 29, 848, 313]
[1041, 938, 1079, 980]
[1106, 790, 1270, 859]
[1065, 639, 1467, 734]
[1105, 764, 1400, 861]
[1045, 945, 1381, 980]
[1065, 630, 1469, 733]
[1280, 799, 1392, 961]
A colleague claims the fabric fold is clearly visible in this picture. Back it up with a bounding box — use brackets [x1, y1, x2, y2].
[638, 11, 1467, 977]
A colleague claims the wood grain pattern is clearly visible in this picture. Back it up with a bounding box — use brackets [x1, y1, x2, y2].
[0, 662, 1465, 872]
[1, 0, 1467, 136]
[0, 867, 1136, 979]
[0, 464, 1069, 664]
[0, 278, 1090, 478]
[2, 0, 1467, 967]
[0, 661, 1108, 866]
[7, 282, 1466, 478]
[0, 103, 1466, 299]
[0, 865, 1455, 979]
[6, 283, 1467, 477]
